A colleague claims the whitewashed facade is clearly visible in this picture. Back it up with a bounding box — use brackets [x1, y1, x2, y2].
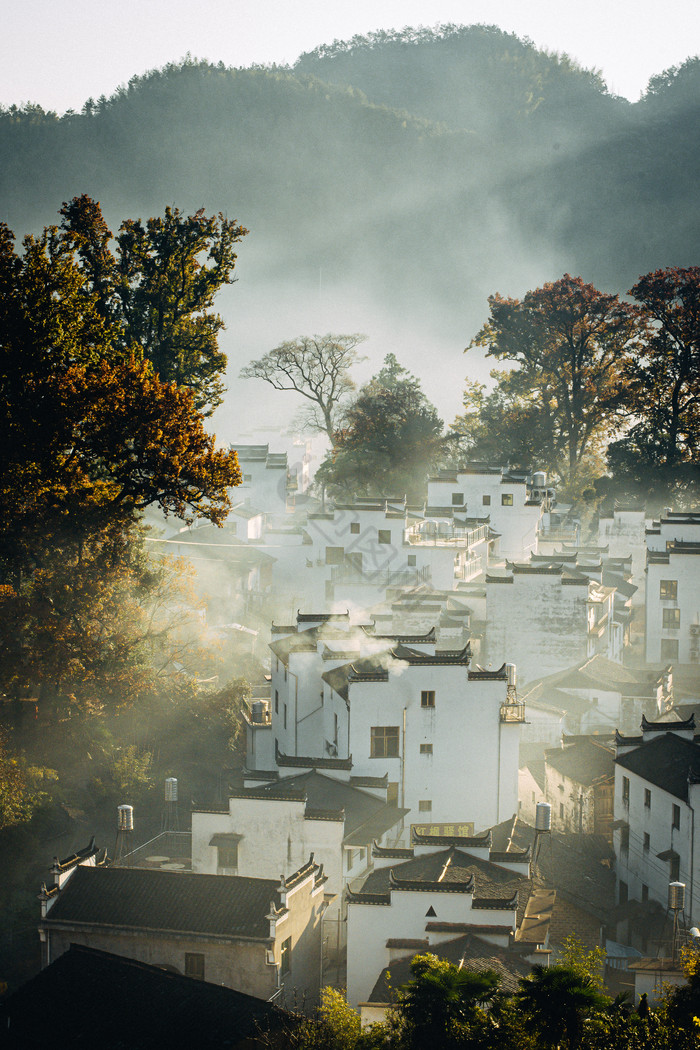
[645, 511, 700, 665]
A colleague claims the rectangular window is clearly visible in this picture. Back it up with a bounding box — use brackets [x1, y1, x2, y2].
[644, 788, 651, 809]
[673, 804, 681, 829]
[661, 638, 679, 660]
[501, 493, 514, 506]
[350, 522, 360, 534]
[280, 937, 292, 976]
[387, 781, 399, 805]
[217, 844, 238, 871]
[283, 704, 287, 729]
[619, 880, 628, 905]
[378, 529, 391, 545]
[420, 743, 433, 754]
[421, 690, 436, 708]
[643, 832, 650, 852]
[371, 726, 400, 758]
[185, 953, 205, 980]
[622, 776, 630, 804]
[660, 580, 678, 600]
[325, 546, 344, 565]
[243, 474, 252, 482]
[482, 495, 491, 506]
[559, 803, 564, 819]
[663, 608, 681, 629]
[621, 826, 629, 851]
[670, 855, 680, 881]
[451, 492, 464, 506]
[642, 884, 649, 902]
[418, 800, 432, 812]
[407, 554, 417, 567]
[275, 690, 279, 714]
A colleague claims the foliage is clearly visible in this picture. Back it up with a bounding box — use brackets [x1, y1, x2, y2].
[607, 267, 700, 503]
[397, 953, 501, 1047]
[559, 934, 606, 993]
[195, 676, 252, 750]
[468, 275, 646, 495]
[317, 354, 448, 502]
[0, 729, 54, 829]
[514, 964, 609, 1048]
[107, 744, 153, 802]
[241, 334, 366, 441]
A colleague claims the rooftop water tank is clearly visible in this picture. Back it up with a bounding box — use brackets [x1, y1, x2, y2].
[535, 802, 551, 832]
[117, 804, 134, 832]
[669, 881, 686, 911]
[506, 664, 517, 688]
[251, 700, 265, 723]
[165, 777, 178, 802]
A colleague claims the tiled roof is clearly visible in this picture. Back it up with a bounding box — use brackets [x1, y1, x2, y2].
[615, 733, 700, 801]
[42, 866, 281, 940]
[367, 933, 532, 1002]
[0, 944, 292, 1049]
[545, 739, 614, 787]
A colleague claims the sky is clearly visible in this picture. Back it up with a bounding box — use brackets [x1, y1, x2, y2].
[3, 0, 700, 114]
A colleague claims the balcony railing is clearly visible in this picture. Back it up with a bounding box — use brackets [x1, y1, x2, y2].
[407, 524, 489, 548]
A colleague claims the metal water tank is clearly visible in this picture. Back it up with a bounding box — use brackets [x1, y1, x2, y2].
[117, 804, 134, 832]
[669, 881, 686, 910]
[251, 700, 265, 723]
[535, 802, 552, 832]
[532, 471, 547, 489]
[165, 777, 178, 802]
[506, 664, 517, 688]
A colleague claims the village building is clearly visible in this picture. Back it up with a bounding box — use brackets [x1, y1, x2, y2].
[613, 716, 700, 929]
[244, 612, 524, 832]
[645, 510, 700, 666]
[485, 562, 622, 685]
[597, 505, 650, 608]
[543, 737, 615, 838]
[426, 465, 549, 562]
[345, 826, 551, 1008]
[38, 845, 329, 1004]
[232, 443, 291, 521]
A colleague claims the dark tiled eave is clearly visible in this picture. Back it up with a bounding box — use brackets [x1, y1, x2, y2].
[275, 742, 353, 771]
[389, 870, 475, 894]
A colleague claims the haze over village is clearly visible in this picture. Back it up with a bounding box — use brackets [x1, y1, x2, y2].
[1, 5, 700, 1047]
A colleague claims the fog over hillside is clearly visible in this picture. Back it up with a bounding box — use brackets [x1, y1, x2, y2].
[2, 24, 699, 426]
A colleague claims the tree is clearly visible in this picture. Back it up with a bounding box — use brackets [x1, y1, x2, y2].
[60, 195, 248, 413]
[514, 964, 608, 1048]
[317, 354, 448, 502]
[608, 267, 700, 502]
[397, 953, 501, 1047]
[240, 334, 366, 442]
[469, 275, 646, 494]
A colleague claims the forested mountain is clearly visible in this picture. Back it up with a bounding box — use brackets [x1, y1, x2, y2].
[1, 26, 699, 415]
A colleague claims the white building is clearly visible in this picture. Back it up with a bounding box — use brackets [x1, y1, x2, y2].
[232, 444, 290, 521]
[645, 511, 700, 665]
[427, 466, 548, 562]
[613, 716, 700, 927]
[244, 612, 524, 833]
[485, 562, 621, 684]
[598, 506, 650, 608]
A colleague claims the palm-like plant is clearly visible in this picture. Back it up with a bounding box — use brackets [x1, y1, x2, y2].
[398, 953, 501, 1046]
[514, 964, 608, 1048]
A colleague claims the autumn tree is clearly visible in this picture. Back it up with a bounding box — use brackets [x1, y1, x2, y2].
[0, 208, 241, 709]
[240, 333, 366, 441]
[60, 194, 248, 412]
[607, 267, 700, 501]
[316, 354, 448, 502]
[469, 275, 646, 494]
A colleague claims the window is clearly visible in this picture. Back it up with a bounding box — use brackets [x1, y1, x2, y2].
[387, 781, 399, 805]
[663, 608, 681, 629]
[280, 937, 292, 976]
[670, 854, 680, 881]
[420, 743, 433, 754]
[672, 804, 681, 829]
[284, 667, 287, 682]
[644, 788, 651, 809]
[419, 800, 432, 812]
[421, 690, 436, 708]
[622, 776, 630, 804]
[371, 726, 400, 758]
[243, 473, 252, 482]
[185, 953, 205, 980]
[275, 690, 279, 714]
[559, 803, 564, 819]
[501, 493, 513, 506]
[283, 704, 287, 729]
[350, 522, 360, 534]
[482, 494, 491, 506]
[621, 826, 629, 852]
[642, 884, 649, 902]
[407, 554, 417, 567]
[325, 546, 344, 565]
[643, 832, 650, 852]
[660, 580, 678, 600]
[334, 713, 338, 745]
[661, 638, 679, 660]
[378, 529, 391, 545]
[451, 492, 464, 506]
[218, 844, 238, 871]
[619, 880, 628, 906]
